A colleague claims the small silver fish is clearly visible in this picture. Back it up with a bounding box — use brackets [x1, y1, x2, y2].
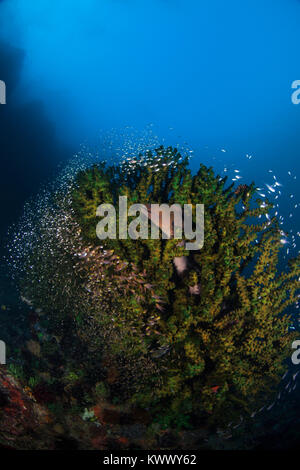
[293, 371, 299, 381]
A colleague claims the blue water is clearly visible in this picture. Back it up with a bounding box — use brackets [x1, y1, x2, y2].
[0, 0, 300, 154]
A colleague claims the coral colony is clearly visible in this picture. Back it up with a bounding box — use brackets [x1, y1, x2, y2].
[6, 144, 299, 440]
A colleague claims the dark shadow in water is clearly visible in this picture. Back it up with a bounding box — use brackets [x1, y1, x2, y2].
[0, 40, 71, 235]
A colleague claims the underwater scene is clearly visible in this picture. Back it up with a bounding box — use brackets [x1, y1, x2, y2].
[0, 0, 300, 456]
